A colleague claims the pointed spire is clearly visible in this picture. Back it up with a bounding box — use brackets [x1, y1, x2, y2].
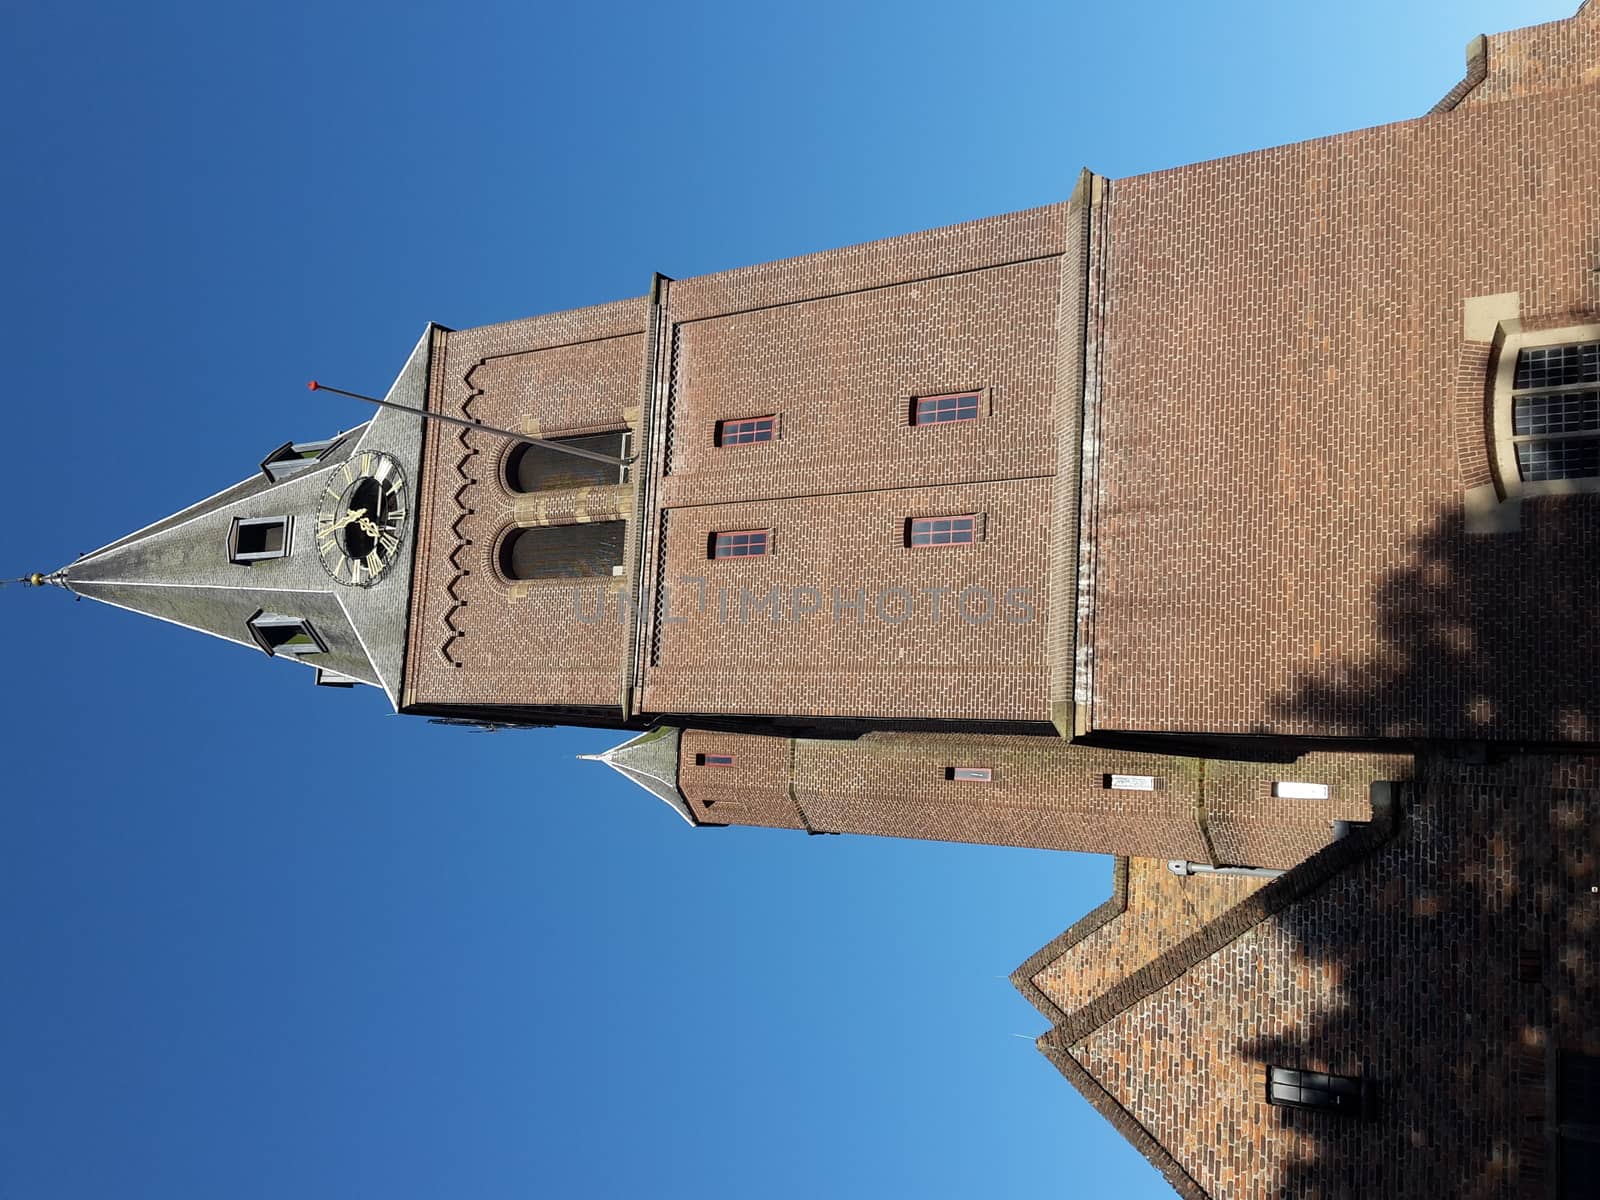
[581, 727, 696, 825]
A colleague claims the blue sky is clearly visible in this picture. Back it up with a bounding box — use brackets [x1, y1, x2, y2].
[0, 1, 1574, 1196]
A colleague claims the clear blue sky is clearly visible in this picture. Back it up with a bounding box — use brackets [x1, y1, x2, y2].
[0, 1, 1572, 1196]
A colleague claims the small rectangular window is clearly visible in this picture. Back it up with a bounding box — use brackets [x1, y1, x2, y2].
[945, 767, 993, 782]
[912, 392, 981, 425]
[906, 515, 977, 547]
[709, 530, 769, 559]
[1274, 781, 1331, 800]
[1266, 1067, 1366, 1116]
[229, 516, 292, 564]
[246, 611, 326, 658]
[695, 753, 735, 767]
[1105, 774, 1160, 791]
[715, 416, 777, 446]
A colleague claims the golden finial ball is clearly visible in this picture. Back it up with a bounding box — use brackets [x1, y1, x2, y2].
[28, 573, 45, 587]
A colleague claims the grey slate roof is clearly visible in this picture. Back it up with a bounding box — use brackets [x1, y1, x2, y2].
[580, 727, 697, 825]
[62, 326, 437, 707]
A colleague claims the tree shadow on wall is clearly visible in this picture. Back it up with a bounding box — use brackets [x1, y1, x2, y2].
[1267, 499, 1600, 743]
[1233, 500, 1600, 1198]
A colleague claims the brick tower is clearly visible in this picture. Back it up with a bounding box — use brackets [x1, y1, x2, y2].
[42, 4, 1596, 882]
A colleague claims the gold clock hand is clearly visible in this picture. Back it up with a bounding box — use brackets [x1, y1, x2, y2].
[325, 506, 367, 532]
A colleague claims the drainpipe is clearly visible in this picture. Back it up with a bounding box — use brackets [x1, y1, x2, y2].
[1166, 860, 1285, 879]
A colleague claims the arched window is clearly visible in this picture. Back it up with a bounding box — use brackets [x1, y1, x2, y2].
[504, 432, 629, 493]
[498, 522, 626, 582]
[1492, 325, 1600, 497]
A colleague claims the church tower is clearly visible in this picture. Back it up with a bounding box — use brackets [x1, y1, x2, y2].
[34, 0, 1598, 877]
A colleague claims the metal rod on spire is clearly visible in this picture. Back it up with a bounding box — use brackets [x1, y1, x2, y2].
[307, 381, 633, 467]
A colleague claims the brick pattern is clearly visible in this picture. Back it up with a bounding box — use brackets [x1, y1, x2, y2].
[658, 257, 1058, 506]
[1460, 12, 1600, 108]
[642, 209, 1067, 724]
[1045, 753, 1600, 1199]
[677, 730, 1409, 868]
[667, 206, 1065, 324]
[1086, 70, 1600, 740]
[1030, 857, 1269, 1020]
[642, 479, 1051, 721]
[405, 300, 647, 710]
[1452, 341, 1495, 490]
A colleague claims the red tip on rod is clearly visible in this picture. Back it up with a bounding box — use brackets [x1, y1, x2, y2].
[307, 380, 320, 391]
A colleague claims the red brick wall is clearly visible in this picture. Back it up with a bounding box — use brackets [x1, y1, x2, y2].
[404, 301, 646, 710]
[678, 730, 1409, 867]
[641, 209, 1067, 723]
[1084, 64, 1600, 740]
[1029, 857, 1269, 1020]
[1060, 753, 1600, 1199]
[1462, 10, 1600, 108]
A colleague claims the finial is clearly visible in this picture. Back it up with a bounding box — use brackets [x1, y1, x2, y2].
[8, 570, 67, 589]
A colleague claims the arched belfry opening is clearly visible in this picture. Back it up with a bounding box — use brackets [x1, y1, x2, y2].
[504, 433, 629, 493]
[498, 522, 626, 582]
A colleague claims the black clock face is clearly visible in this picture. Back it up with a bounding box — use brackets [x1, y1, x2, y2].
[315, 450, 408, 587]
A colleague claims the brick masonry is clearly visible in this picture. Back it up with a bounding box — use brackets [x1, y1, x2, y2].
[677, 730, 1408, 868]
[1019, 752, 1600, 1200]
[1080, 11, 1600, 741]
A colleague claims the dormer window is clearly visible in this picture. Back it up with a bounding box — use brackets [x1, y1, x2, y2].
[261, 437, 342, 483]
[246, 611, 326, 658]
[229, 516, 292, 563]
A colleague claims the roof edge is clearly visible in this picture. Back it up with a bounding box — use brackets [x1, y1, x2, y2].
[1010, 856, 1129, 1026]
[1055, 784, 1404, 1048]
[1035, 1038, 1210, 1200]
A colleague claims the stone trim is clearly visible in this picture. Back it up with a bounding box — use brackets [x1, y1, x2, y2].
[1010, 856, 1129, 1025]
[1428, 34, 1489, 114]
[1046, 170, 1102, 738]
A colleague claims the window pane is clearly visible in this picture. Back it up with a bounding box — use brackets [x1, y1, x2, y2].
[913, 392, 981, 425]
[1512, 390, 1600, 436]
[1515, 342, 1600, 390]
[1516, 439, 1600, 482]
[908, 515, 976, 546]
[717, 417, 776, 446]
[712, 530, 770, 558]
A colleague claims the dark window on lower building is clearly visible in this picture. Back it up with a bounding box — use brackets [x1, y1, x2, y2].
[1560, 1052, 1600, 1197]
[499, 522, 627, 582]
[695, 753, 734, 767]
[505, 432, 629, 493]
[1266, 1067, 1366, 1116]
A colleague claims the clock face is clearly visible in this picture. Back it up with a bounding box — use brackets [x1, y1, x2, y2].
[315, 450, 408, 587]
